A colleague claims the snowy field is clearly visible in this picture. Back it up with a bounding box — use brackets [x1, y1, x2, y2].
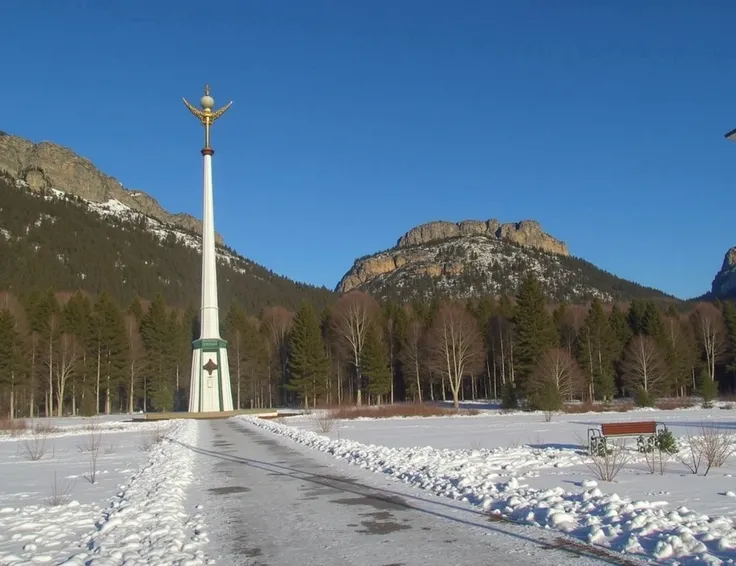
[0, 416, 208, 565]
[242, 404, 736, 565]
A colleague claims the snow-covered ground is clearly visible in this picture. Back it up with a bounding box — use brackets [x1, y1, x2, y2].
[242, 404, 736, 565]
[0, 416, 208, 565]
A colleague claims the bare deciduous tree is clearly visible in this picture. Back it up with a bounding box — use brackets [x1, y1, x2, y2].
[528, 348, 584, 399]
[490, 314, 514, 386]
[45, 312, 61, 417]
[690, 303, 726, 382]
[621, 335, 667, 395]
[54, 333, 79, 416]
[261, 306, 294, 404]
[124, 314, 146, 414]
[428, 302, 484, 409]
[557, 305, 586, 357]
[400, 311, 426, 402]
[332, 292, 378, 406]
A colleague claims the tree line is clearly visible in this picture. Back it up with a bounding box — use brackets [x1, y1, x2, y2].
[0, 273, 734, 418]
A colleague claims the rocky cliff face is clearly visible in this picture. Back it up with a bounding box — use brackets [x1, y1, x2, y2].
[0, 131, 221, 243]
[711, 247, 736, 297]
[397, 219, 569, 256]
[337, 220, 672, 303]
[338, 218, 569, 293]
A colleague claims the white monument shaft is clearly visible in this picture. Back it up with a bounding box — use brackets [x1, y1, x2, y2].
[184, 85, 234, 413]
[199, 153, 220, 339]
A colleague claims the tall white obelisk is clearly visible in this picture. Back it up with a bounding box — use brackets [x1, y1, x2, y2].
[183, 85, 234, 413]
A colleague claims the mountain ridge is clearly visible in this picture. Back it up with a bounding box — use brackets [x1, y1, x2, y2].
[0, 130, 224, 245]
[338, 220, 679, 304]
[0, 170, 334, 312]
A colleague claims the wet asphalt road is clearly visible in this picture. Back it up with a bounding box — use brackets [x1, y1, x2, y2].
[188, 419, 629, 566]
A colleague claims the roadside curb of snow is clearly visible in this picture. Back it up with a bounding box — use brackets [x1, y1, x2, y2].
[239, 415, 736, 565]
[59, 419, 209, 566]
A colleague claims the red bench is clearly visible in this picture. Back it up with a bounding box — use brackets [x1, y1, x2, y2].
[588, 421, 663, 453]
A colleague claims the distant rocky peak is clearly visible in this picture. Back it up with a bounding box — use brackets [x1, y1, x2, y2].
[396, 218, 569, 256]
[0, 131, 222, 244]
[711, 246, 736, 298]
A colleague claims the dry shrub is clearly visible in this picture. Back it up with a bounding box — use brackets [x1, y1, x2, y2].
[681, 423, 736, 476]
[581, 438, 631, 482]
[313, 412, 337, 434]
[655, 398, 695, 410]
[0, 417, 28, 436]
[139, 422, 169, 452]
[47, 471, 75, 506]
[328, 403, 480, 420]
[79, 424, 103, 484]
[23, 427, 49, 461]
[563, 401, 634, 414]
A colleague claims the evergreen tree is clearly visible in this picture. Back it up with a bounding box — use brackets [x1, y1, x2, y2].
[576, 298, 616, 401]
[92, 293, 128, 414]
[722, 301, 736, 376]
[287, 303, 330, 408]
[38, 289, 60, 416]
[514, 274, 557, 390]
[140, 293, 175, 411]
[0, 308, 24, 418]
[62, 292, 92, 415]
[241, 316, 269, 408]
[170, 310, 193, 411]
[642, 301, 664, 339]
[552, 302, 569, 347]
[128, 296, 143, 320]
[361, 324, 392, 403]
[627, 299, 647, 335]
[124, 297, 146, 413]
[661, 313, 692, 396]
[223, 304, 247, 409]
[609, 304, 631, 355]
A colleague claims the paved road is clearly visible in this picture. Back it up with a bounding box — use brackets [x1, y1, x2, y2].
[187, 419, 635, 566]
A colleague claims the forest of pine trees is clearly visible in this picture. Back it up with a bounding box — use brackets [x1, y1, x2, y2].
[1, 272, 735, 418]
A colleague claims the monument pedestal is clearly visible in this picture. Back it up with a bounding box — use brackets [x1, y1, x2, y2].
[188, 338, 234, 413]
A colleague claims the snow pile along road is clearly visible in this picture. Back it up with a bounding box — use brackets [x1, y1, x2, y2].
[240, 416, 736, 565]
[59, 420, 208, 566]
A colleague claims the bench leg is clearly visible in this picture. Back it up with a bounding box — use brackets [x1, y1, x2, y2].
[589, 436, 608, 456]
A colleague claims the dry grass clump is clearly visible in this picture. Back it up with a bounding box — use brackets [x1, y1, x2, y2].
[328, 403, 480, 420]
[0, 417, 28, 436]
[655, 398, 695, 410]
[562, 401, 634, 414]
[33, 421, 61, 434]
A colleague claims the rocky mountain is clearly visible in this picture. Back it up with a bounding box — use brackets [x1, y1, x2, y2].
[710, 247, 736, 298]
[0, 168, 334, 313]
[397, 219, 569, 256]
[0, 130, 223, 244]
[337, 219, 677, 303]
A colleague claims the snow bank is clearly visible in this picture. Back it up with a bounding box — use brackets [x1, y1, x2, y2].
[0, 419, 164, 443]
[240, 416, 736, 565]
[56, 419, 208, 565]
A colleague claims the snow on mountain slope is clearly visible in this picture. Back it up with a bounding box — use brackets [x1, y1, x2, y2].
[16, 180, 252, 276]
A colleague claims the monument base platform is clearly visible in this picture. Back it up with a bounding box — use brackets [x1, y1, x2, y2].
[135, 408, 278, 422]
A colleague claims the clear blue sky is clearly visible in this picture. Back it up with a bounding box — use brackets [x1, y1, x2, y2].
[2, 1, 736, 299]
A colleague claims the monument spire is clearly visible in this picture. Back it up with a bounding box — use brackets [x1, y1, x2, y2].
[183, 85, 234, 413]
